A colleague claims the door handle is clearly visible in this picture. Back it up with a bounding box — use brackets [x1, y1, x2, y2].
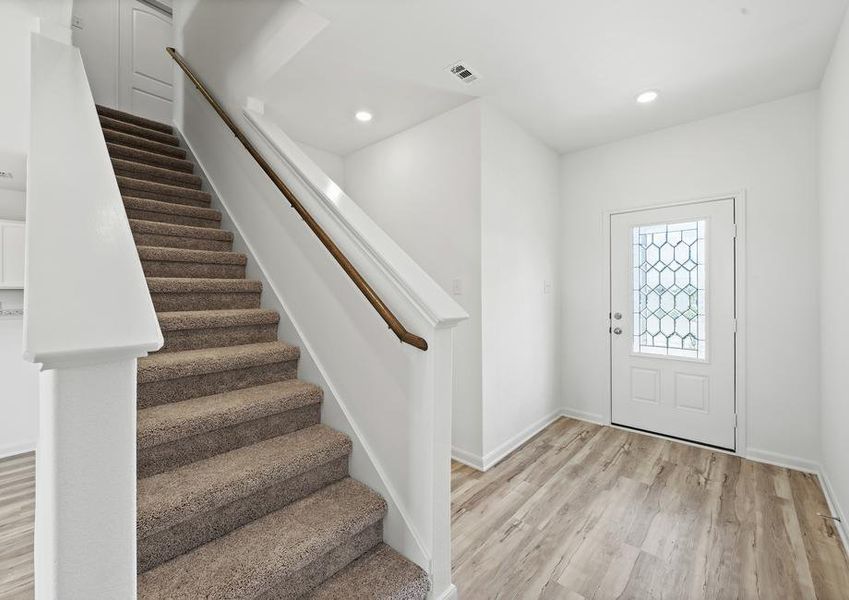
[613, 327, 623, 335]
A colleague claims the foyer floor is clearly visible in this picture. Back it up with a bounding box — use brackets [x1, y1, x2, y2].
[452, 417, 849, 599]
[0, 452, 34, 600]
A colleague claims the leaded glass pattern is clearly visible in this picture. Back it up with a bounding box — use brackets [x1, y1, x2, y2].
[633, 221, 706, 359]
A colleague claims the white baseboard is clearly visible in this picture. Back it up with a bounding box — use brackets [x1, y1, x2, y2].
[0, 441, 35, 460]
[432, 583, 458, 600]
[451, 446, 484, 471]
[818, 467, 849, 555]
[559, 406, 606, 425]
[744, 448, 820, 474]
[481, 410, 563, 471]
[452, 410, 564, 473]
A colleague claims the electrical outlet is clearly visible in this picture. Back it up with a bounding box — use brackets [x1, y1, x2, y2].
[451, 278, 463, 296]
[544, 280, 552, 294]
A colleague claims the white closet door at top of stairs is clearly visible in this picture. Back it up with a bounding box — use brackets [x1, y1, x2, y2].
[118, 0, 173, 123]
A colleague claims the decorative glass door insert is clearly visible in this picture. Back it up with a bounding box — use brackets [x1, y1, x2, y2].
[632, 220, 706, 359]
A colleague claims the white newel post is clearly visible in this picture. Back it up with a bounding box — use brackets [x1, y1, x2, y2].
[430, 327, 458, 600]
[35, 359, 140, 599]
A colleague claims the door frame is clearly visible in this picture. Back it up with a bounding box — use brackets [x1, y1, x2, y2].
[603, 191, 748, 455]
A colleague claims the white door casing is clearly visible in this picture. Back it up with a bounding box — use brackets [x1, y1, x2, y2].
[610, 199, 736, 450]
[118, 0, 173, 122]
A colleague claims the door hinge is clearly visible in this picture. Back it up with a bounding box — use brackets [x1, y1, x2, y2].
[732, 318, 738, 333]
[732, 224, 738, 239]
[733, 413, 738, 428]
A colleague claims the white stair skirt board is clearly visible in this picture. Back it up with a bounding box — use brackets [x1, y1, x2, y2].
[0, 443, 36, 461]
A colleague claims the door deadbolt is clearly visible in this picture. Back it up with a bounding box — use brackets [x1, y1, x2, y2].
[613, 312, 622, 320]
[613, 327, 623, 335]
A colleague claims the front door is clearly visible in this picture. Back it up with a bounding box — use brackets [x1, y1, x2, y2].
[610, 199, 736, 450]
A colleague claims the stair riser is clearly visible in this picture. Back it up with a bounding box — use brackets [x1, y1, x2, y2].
[108, 144, 194, 173]
[256, 522, 383, 600]
[141, 260, 246, 279]
[138, 456, 349, 573]
[100, 116, 180, 146]
[126, 208, 221, 229]
[160, 323, 279, 353]
[114, 164, 202, 190]
[150, 291, 262, 312]
[120, 186, 210, 209]
[104, 129, 187, 159]
[138, 404, 322, 478]
[97, 105, 173, 134]
[138, 361, 298, 408]
[132, 232, 233, 252]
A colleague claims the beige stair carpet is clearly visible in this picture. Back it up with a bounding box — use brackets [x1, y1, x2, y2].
[97, 104, 429, 599]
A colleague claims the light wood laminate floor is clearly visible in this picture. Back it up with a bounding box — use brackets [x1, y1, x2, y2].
[452, 418, 849, 599]
[0, 452, 34, 600]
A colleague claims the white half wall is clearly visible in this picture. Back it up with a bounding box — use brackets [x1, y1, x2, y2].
[480, 103, 560, 465]
[71, 0, 120, 109]
[559, 92, 821, 465]
[295, 140, 346, 188]
[819, 7, 849, 540]
[344, 100, 485, 460]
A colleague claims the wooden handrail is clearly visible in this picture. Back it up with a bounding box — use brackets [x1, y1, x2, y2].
[166, 47, 428, 351]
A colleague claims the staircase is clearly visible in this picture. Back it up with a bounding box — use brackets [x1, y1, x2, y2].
[96, 105, 430, 599]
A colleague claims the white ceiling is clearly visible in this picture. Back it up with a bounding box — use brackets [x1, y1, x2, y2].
[262, 0, 848, 155]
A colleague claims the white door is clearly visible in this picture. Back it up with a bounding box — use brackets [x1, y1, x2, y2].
[610, 199, 736, 450]
[118, 0, 173, 122]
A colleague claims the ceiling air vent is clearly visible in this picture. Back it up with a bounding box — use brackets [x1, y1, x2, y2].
[448, 61, 480, 84]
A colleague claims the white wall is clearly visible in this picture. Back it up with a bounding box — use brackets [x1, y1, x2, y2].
[480, 104, 560, 464]
[345, 101, 484, 460]
[560, 92, 821, 466]
[296, 140, 346, 188]
[819, 7, 849, 537]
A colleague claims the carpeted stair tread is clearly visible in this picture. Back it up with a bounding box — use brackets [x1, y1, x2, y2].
[103, 128, 187, 159]
[130, 219, 233, 242]
[124, 196, 221, 225]
[138, 342, 298, 384]
[137, 478, 386, 599]
[96, 104, 173, 134]
[113, 158, 202, 190]
[137, 380, 322, 450]
[137, 424, 351, 537]
[157, 308, 279, 331]
[107, 143, 194, 173]
[118, 176, 211, 208]
[307, 544, 429, 600]
[100, 115, 180, 146]
[137, 246, 247, 266]
[146, 277, 261, 294]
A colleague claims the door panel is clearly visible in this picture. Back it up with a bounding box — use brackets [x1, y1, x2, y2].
[119, 0, 173, 122]
[610, 199, 736, 449]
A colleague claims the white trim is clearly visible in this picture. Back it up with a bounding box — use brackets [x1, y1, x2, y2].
[451, 447, 484, 471]
[744, 448, 820, 474]
[603, 191, 748, 454]
[432, 583, 459, 600]
[818, 468, 849, 555]
[0, 442, 36, 461]
[452, 409, 563, 472]
[176, 128, 433, 568]
[560, 406, 606, 425]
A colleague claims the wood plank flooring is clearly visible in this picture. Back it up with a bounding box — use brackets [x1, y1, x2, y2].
[0, 453, 34, 600]
[452, 418, 849, 600]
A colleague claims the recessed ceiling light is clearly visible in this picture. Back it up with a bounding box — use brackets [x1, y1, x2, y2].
[636, 90, 659, 104]
[355, 111, 373, 122]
